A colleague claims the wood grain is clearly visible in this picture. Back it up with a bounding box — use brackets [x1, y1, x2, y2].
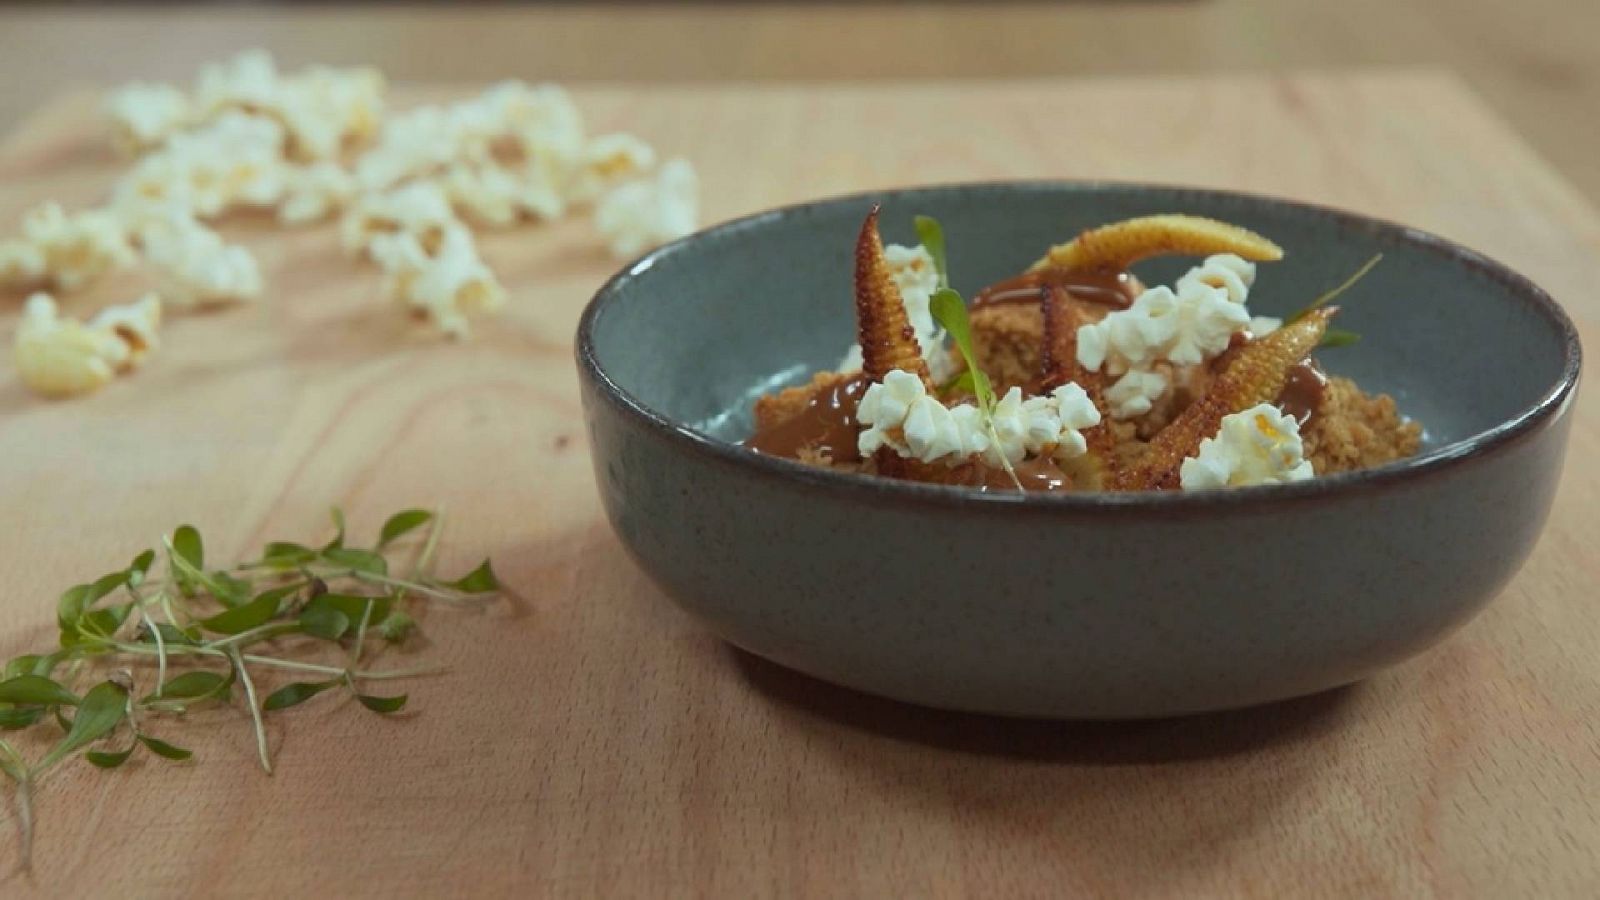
[2, 0, 1598, 206]
[0, 71, 1597, 897]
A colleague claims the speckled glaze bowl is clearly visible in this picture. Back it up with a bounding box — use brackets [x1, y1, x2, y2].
[576, 183, 1581, 719]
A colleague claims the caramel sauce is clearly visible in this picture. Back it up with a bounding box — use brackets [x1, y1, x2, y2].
[973, 269, 1140, 310]
[743, 374, 869, 462]
[965, 456, 1072, 493]
[1277, 361, 1328, 426]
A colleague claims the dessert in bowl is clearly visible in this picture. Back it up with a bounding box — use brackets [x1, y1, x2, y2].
[577, 183, 1580, 718]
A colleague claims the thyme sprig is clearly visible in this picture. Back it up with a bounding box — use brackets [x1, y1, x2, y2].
[0, 507, 501, 868]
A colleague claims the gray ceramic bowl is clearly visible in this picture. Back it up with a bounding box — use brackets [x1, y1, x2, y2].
[577, 183, 1581, 719]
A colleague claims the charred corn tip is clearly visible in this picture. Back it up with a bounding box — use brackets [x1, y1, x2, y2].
[1030, 214, 1285, 274]
[854, 206, 932, 387]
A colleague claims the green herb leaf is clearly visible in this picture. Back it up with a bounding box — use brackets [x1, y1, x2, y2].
[85, 746, 135, 769]
[262, 680, 341, 712]
[303, 593, 391, 626]
[376, 612, 416, 643]
[197, 590, 284, 635]
[0, 707, 45, 729]
[323, 508, 347, 552]
[440, 559, 500, 594]
[929, 288, 995, 410]
[938, 370, 977, 399]
[913, 215, 949, 290]
[0, 676, 79, 708]
[356, 693, 407, 714]
[378, 509, 433, 549]
[166, 535, 253, 606]
[127, 549, 156, 586]
[36, 680, 128, 772]
[3, 656, 41, 680]
[171, 525, 204, 597]
[137, 735, 193, 761]
[297, 603, 351, 641]
[322, 548, 388, 576]
[1319, 329, 1362, 348]
[76, 602, 134, 641]
[260, 542, 316, 569]
[1287, 254, 1383, 324]
[150, 670, 232, 702]
[141, 622, 200, 646]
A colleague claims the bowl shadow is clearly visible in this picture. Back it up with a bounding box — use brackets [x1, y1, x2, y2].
[727, 645, 1361, 765]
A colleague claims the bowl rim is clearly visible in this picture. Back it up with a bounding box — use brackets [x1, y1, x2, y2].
[576, 180, 1583, 512]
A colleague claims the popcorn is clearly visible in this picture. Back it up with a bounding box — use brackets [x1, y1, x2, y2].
[1104, 368, 1170, 419]
[276, 65, 385, 161]
[1176, 253, 1255, 304]
[1180, 403, 1314, 489]
[457, 81, 585, 164]
[0, 240, 45, 288]
[370, 223, 504, 338]
[565, 133, 656, 205]
[12, 293, 152, 398]
[138, 210, 263, 307]
[838, 243, 951, 381]
[594, 158, 699, 259]
[355, 105, 464, 190]
[195, 49, 280, 118]
[1249, 316, 1282, 337]
[857, 372, 1101, 468]
[340, 180, 457, 256]
[279, 162, 357, 224]
[1077, 280, 1251, 374]
[104, 82, 193, 154]
[88, 293, 163, 369]
[115, 112, 288, 219]
[439, 163, 562, 228]
[16, 203, 136, 292]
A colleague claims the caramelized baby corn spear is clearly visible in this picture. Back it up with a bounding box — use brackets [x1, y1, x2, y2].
[855, 206, 932, 388]
[1039, 284, 1120, 489]
[1029, 214, 1283, 274]
[1113, 308, 1335, 491]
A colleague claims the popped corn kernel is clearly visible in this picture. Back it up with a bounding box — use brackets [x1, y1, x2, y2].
[565, 133, 656, 205]
[594, 158, 699, 259]
[104, 82, 193, 155]
[279, 162, 357, 224]
[1180, 403, 1314, 489]
[12, 293, 124, 397]
[138, 211, 263, 308]
[17, 203, 136, 292]
[88, 293, 163, 370]
[370, 223, 504, 338]
[340, 180, 458, 257]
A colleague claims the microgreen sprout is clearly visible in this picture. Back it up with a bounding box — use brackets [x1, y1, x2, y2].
[1284, 253, 1382, 348]
[0, 506, 502, 868]
[916, 216, 1024, 490]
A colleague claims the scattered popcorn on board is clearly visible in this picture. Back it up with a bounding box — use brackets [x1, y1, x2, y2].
[2, 49, 702, 398]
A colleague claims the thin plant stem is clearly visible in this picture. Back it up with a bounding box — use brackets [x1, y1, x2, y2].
[226, 648, 271, 776]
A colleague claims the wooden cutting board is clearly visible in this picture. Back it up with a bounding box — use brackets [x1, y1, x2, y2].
[0, 71, 1596, 897]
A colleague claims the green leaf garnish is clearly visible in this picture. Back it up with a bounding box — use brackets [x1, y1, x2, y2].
[378, 509, 433, 549]
[926, 252, 1023, 491]
[0, 504, 498, 865]
[441, 559, 500, 594]
[913, 215, 950, 289]
[35, 681, 127, 773]
[85, 746, 135, 769]
[262, 680, 341, 712]
[1319, 329, 1362, 348]
[1287, 254, 1383, 324]
[0, 676, 79, 708]
[136, 735, 192, 761]
[197, 590, 285, 636]
[148, 671, 232, 702]
[355, 693, 407, 714]
[321, 548, 388, 577]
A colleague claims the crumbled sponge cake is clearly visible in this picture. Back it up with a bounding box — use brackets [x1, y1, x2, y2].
[1302, 376, 1423, 474]
[969, 303, 1045, 393]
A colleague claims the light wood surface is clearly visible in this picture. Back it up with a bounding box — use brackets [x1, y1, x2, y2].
[0, 71, 1597, 897]
[1, 0, 1598, 207]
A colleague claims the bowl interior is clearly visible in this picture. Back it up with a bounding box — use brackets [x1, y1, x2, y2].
[586, 184, 1572, 460]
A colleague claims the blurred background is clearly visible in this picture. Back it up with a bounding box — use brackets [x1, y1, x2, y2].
[0, 0, 1594, 201]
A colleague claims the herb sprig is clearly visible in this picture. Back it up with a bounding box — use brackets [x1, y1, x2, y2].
[0, 507, 500, 867]
[914, 215, 1024, 491]
[1286, 253, 1383, 348]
